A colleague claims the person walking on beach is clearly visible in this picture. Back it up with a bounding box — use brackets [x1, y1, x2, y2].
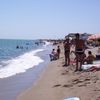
[75, 33, 85, 71]
[63, 38, 70, 66]
[57, 45, 61, 59]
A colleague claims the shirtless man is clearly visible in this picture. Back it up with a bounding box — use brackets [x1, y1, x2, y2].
[63, 38, 70, 66]
[86, 51, 95, 64]
[75, 33, 85, 71]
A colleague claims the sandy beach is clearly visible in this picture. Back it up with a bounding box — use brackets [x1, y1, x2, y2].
[17, 44, 100, 100]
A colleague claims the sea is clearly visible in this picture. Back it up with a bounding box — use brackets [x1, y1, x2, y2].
[0, 39, 52, 100]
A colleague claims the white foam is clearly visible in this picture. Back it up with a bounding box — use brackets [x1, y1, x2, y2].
[43, 41, 51, 46]
[0, 49, 44, 78]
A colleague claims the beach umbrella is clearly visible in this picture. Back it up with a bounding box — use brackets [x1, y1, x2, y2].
[80, 33, 89, 40]
[88, 34, 100, 40]
[69, 37, 72, 40]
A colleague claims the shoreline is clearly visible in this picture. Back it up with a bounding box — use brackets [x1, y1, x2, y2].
[17, 51, 64, 100]
[0, 44, 52, 100]
[17, 45, 100, 100]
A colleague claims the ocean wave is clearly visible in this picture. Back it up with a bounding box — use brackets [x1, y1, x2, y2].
[0, 49, 44, 78]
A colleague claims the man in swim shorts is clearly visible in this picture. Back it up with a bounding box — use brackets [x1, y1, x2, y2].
[75, 33, 85, 71]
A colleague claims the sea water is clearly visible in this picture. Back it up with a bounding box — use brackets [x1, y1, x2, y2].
[0, 39, 52, 100]
[0, 39, 50, 78]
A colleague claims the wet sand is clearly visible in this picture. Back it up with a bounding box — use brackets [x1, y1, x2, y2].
[0, 46, 51, 100]
[17, 45, 100, 100]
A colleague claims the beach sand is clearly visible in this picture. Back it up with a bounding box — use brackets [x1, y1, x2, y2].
[17, 45, 100, 100]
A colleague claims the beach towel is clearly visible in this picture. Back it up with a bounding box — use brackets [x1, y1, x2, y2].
[82, 61, 100, 71]
[70, 59, 76, 65]
[64, 97, 80, 100]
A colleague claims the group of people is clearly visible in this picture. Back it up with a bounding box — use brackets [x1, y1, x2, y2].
[50, 33, 96, 71]
[50, 46, 61, 61]
[63, 33, 95, 71]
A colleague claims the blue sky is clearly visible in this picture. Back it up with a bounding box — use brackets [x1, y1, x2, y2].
[0, 0, 100, 39]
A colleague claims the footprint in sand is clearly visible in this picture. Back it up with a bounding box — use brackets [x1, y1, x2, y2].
[94, 89, 100, 91]
[78, 84, 87, 87]
[53, 84, 61, 87]
[61, 71, 68, 75]
[62, 84, 73, 88]
[96, 96, 100, 100]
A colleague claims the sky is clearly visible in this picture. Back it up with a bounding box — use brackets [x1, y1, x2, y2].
[0, 0, 100, 39]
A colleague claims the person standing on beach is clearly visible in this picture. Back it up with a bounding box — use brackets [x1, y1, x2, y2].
[63, 38, 70, 66]
[57, 46, 61, 59]
[75, 33, 85, 71]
